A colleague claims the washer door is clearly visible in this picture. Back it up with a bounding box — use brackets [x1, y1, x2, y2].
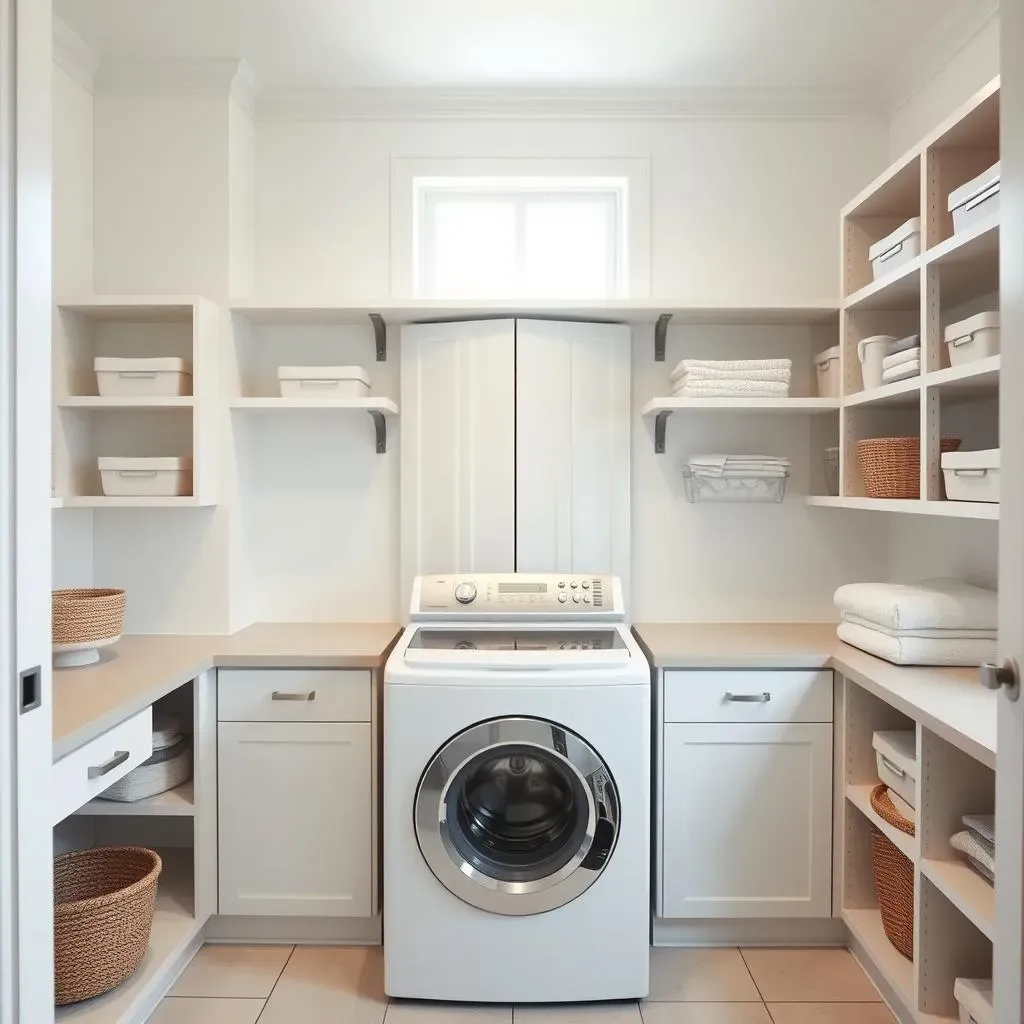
[414, 716, 619, 916]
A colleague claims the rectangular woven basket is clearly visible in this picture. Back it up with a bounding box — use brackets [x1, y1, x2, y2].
[857, 437, 961, 499]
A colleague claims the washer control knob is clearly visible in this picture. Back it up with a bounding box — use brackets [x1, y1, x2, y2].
[572, 594, 581, 604]
[454, 582, 477, 605]
[570, 580, 578, 589]
[558, 593, 568, 604]
[581, 580, 590, 590]
[558, 580, 566, 588]
[583, 594, 591, 604]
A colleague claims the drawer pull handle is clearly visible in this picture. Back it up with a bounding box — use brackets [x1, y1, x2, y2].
[879, 754, 907, 779]
[88, 750, 130, 779]
[724, 692, 771, 703]
[271, 690, 316, 702]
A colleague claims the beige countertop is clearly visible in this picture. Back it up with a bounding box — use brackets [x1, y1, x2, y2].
[53, 622, 402, 760]
[633, 621, 997, 768]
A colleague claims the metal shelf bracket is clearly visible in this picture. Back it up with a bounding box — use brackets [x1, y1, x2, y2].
[369, 313, 386, 361]
[369, 410, 388, 454]
[654, 410, 671, 454]
[654, 313, 672, 362]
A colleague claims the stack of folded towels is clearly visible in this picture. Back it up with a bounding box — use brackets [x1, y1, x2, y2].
[833, 578, 997, 666]
[670, 359, 792, 398]
[951, 814, 995, 884]
[881, 335, 921, 385]
[686, 454, 791, 479]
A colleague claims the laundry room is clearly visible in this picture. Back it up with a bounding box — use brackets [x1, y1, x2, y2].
[1, 2, 1020, 1024]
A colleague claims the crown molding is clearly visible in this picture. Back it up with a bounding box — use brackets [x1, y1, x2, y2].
[887, 0, 999, 117]
[53, 18, 99, 93]
[230, 61, 258, 119]
[256, 85, 885, 123]
[94, 58, 248, 97]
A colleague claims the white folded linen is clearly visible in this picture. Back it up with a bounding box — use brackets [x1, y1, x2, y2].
[882, 346, 921, 370]
[841, 612, 996, 640]
[675, 366, 792, 383]
[688, 454, 791, 467]
[888, 333, 920, 355]
[833, 579, 997, 631]
[881, 360, 920, 383]
[837, 620, 997, 666]
[670, 358, 792, 382]
[951, 829, 995, 880]
[674, 380, 791, 397]
[963, 813, 995, 845]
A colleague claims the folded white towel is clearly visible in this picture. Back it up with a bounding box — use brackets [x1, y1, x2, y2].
[882, 360, 920, 383]
[882, 346, 921, 370]
[963, 813, 995, 844]
[688, 454, 791, 466]
[833, 579, 997, 631]
[841, 613, 996, 640]
[670, 358, 792, 382]
[837, 620, 997, 666]
[675, 367, 792, 384]
[674, 380, 791, 397]
[888, 333, 920, 356]
[951, 829, 995, 881]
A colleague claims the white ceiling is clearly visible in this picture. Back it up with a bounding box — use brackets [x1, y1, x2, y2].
[55, 0, 971, 96]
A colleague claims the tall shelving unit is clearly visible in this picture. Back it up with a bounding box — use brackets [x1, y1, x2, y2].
[805, 79, 1001, 520]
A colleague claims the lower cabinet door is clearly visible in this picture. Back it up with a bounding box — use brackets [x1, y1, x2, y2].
[218, 721, 372, 917]
[661, 722, 833, 919]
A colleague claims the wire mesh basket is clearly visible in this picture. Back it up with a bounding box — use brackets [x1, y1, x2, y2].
[682, 467, 789, 504]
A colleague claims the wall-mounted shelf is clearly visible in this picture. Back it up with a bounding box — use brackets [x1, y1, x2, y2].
[642, 396, 839, 454]
[61, 496, 213, 509]
[57, 397, 195, 410]
[806, 496, 999, 520]
[229, 397, 399, 453]
[73, 781, 195, 818]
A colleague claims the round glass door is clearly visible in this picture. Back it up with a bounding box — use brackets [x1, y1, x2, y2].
[415, 717, 619, 916]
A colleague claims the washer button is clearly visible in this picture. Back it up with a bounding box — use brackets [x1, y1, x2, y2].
[582, 594, 591, 604]
[570, 581, 578, 589]
[558, 593, 568, 604]
[558, 580, 566, 589]
[581, 580, 590, 590]
[572, 594, 581, 604]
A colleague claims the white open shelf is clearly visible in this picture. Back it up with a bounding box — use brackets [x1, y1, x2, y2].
[73, 781, 195, 818]
[844, 907, 915, 1008]
[845, 260, 921, 312]
[57, 397, 195, 410]
[845, 784, 916, 861]
[921, 857, 994, 941]
[845, 376, 922, 408]
[806, 496, 999, 520]
[230, 396, 398, 413]
[61, 496, 211, 509]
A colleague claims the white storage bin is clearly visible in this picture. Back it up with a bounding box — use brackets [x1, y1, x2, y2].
[814, 346, 840, 398]
[868, 218, 921, 281]
[98, 457, 192, 497]
[278, 365, 370, 399]
[949, 161, 1000, 234]
[858, 335, 896, 391]
[945, 311, 1000, 367]
[942, 449, 1000, 503]
[873, 730, 917, 810]
[954, 978, 993, 1024]
[95, 357, 192, 398]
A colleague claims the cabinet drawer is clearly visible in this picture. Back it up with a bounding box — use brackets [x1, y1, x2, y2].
[663, 670, 833, 724]
[51, 708, 153, 824]
[218, 669, 371, 723]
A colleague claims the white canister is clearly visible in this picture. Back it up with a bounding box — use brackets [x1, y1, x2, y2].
[857, 335, 895, 391]
[814, 346, 840, 398]
[945, 312, 1000, 367]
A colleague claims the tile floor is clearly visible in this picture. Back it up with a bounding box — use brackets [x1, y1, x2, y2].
[150, 945, 896, 1024]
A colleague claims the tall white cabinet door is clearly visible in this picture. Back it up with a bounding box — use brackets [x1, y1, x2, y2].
[218, 722, 373, 917]
[661, 723, 833, 919]
[400, 320, 516, 602]
[515, 320, 631, 585]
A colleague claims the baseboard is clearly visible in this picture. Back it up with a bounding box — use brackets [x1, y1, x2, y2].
[653, 917, 847, 946]
[847, 927, 915, 1024]
[203, 914, 382, 944]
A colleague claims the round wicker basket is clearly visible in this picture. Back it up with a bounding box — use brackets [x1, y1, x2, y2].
[857, 437, 961, 499]
[52, 589, 126, 646]
[54, 847, 162, 1006]
[870, 783, 915, 837]
[869, 785, 915, 961]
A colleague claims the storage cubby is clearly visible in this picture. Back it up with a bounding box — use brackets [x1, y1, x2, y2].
[52, 297, 219, 507]
[841, 401, 921, 499]
[843, 309, 920, 401]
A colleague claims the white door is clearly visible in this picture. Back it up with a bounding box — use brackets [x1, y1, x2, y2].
[0, 0, 53, 1020]
[661, 723, 833, 919]
[515, 320, 631, 587]
[400, 320, 516, 605]
[218, 721, 373, 917]
[995, 12, 1024, 1019]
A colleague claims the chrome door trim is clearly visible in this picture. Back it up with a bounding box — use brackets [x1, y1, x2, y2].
[414, 716, 619, 916]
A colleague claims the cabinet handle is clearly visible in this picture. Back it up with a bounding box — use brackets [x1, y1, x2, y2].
[724, 692, 771, 703]
[271, 690, 316, 702]
[88, 750, 130, 779]
[879, 754, 907, 779]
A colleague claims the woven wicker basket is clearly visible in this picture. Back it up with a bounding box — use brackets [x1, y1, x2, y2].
[869, 784, 915, 961]
[857, 437, 961, 499]
[54, 847, 162, 1005]
[52, 589, 126, 646]
[98, 738, 192, 803]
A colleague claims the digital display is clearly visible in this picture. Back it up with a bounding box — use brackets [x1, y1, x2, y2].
[497, 582, 548, 594]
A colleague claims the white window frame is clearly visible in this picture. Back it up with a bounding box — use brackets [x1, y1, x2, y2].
[390, 158, 651, 300]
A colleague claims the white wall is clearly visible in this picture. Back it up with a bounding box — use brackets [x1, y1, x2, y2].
[889, 14, 1000, 157]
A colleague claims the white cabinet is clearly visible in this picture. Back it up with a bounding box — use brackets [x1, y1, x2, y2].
[218, 720, 373, 917]
[401, 318, 631, 589]
[661, 721, 833, 919]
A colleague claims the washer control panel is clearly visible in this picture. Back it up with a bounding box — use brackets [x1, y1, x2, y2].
[412, 574, 620, 618]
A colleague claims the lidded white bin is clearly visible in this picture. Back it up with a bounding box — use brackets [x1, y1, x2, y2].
[868, 218, 921, 281]
[94, 357, 192, 398]
[954, 978, 994, 1024]
[949, 161, 1000, 234]
[814, 346, 840, 398]
[857, 335, 896, 391]
[98, 457, 192, 497]
[942, 449, 1000, 503]
[945, 312, 1000, 367]
[873, 730, 917, 812]
[278, 365, 370, 399]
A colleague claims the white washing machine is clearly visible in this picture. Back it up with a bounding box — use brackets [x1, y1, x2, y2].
[384, 573, 650, 1004]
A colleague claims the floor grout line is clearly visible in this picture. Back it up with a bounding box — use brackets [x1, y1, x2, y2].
[737, 948, 769, 1005]
[253, 944, 297, 1023]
